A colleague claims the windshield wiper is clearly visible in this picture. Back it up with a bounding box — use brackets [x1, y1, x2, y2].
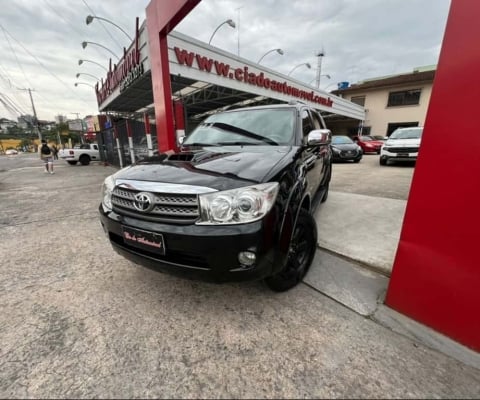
[209, 122, 278, 145]
[181, 142, 217, 147]
[217, 141, 260, 146]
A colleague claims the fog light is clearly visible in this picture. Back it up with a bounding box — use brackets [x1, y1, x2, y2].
[238, 251, 256, 266]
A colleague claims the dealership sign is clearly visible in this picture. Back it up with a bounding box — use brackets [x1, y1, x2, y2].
[95, 17, 143, 104]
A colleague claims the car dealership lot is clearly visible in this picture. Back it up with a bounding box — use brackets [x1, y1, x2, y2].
[330, 153, 415, 200]
[1, 153, 478, 398]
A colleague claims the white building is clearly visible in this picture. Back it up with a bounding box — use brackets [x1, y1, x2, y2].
[330, 66, 435, 137]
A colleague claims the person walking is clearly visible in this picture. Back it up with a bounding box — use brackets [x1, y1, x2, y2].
[52, 144, 59, 160]
[39, 140, 54, 174]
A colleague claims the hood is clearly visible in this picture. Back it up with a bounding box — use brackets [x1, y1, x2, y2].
[385, 138, 421, 147]
[361, 139, 383, 147]
[114, 146, 294, 191]
[331, 143, 359, 151]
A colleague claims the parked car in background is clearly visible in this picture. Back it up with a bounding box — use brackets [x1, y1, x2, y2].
[331, 135, 362, 163]
[370, 135, 387, 141]
[59, 143, 100, 165]
[379, 127, 423, 165]
[5, 149, 18, 155]
[353, 135, 384, 154]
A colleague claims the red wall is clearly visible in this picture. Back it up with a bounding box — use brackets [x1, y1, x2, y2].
[386, 0, 480, 352]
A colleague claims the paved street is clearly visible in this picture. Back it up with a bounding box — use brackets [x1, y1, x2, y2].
[0, 153, 479, 398]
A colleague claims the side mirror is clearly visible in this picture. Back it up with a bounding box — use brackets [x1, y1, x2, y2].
[307, 129, 331, 146]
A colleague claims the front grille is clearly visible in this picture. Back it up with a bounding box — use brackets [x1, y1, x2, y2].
[340, 150, 357, 157]
[111, 187, 199, 224]
[385, 147, 419, 153]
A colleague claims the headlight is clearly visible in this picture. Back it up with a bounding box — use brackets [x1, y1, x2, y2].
[102, 175, 115, 211]
[197, 182, 279, 225]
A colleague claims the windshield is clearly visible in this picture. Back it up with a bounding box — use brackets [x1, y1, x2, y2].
[332, 136, 354, 145]
[183, 108, 295, 146]
[390, 128, 423, 139]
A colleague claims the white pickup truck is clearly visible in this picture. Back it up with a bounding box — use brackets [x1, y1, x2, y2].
[59, 143, 100, 165]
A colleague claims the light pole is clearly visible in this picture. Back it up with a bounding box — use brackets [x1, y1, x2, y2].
[74, 82, 95, 89]
[309, 74, 331, 86]
[78, 59, 108, 72]
[82, 41, 119, 60]
[257, 48, 284, 64]
[315, 49, 325, 88]
[288, 63, 311, 76]
[76, 72, 100, 81]
[85, 15, 133, 41]
[208, 19, 236, 45]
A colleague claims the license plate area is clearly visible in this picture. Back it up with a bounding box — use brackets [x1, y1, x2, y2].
[396, 153, 410, 157]
[122, 226, 165, 255]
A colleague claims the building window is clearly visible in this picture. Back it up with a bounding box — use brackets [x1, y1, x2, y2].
[387, 89, 421, 107]
[351, 96, 366, 106]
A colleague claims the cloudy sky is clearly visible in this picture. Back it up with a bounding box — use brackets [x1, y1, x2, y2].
[0, 0, 451, 121]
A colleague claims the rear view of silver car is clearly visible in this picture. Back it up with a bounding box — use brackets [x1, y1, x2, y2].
[379, 127, 423, 165]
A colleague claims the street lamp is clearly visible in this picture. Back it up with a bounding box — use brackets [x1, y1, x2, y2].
[288, 62, 311, 76]
[257, 48, 284, 64]
[76, 72, 100, 81]
[82, 41, 119, 60]
[78, 59, 108, 72]
[74, 82, 95, 89]
[208, 19, 236, 45]
[85, 15, 133, 41]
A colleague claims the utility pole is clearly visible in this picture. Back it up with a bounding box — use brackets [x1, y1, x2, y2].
[315, 49, 325, 89]
[235, 6, 243, 56]
[18, 88, 42, 142]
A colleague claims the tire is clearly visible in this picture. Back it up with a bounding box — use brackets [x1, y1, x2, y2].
[353, 157, 361, 163]
[67, 161, 77, 165]
[265, 209, 317, 292]
[79, 155, 91, 165]
[379, 156, 387, 166]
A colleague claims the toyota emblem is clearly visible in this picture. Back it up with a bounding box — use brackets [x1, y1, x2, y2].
[133, 192, 154, 212]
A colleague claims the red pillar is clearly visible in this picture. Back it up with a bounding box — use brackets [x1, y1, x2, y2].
[386, 0, 480, 351]
[173, 100, 185, 151]
[145, 0, 201, 153]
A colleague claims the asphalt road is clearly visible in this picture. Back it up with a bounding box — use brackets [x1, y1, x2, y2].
[1, 153, 479, 398]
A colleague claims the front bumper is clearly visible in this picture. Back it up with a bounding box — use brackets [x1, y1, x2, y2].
[99, 205, 286, 283]
[381, 148, 419, 161]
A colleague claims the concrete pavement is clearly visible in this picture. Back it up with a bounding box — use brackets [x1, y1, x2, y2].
[1, 153, 479, 398]
[310, 187, 480, 370]
[314, 191, 407, 276]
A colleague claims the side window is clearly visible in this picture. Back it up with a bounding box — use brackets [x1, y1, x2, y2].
[93, 145, 98, 150]
[311, 110, 326, 130]
[301, 109, 314, 137]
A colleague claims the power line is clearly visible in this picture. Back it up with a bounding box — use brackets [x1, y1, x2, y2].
[0, 63, 31, 114]
[82, 0, 125, 53]
[0, 23, 96, 111]
[42, 0, 90, 40]
[1, 26, 34, 89]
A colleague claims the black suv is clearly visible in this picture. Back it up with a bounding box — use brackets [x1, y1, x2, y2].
[99, 102, 332, 291]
